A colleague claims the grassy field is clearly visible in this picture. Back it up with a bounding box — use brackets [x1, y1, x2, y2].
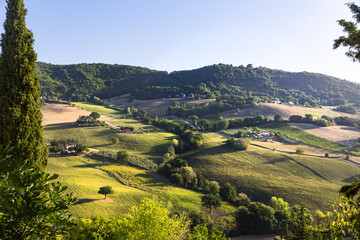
[46, 155, 235, 218]
[43, 121, 177, 162]
[182, 132, 360, 211]
[73, 102, 124, 119]
[259, 123, 348, 153]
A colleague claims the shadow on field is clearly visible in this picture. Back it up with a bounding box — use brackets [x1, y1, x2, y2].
[73, 163, 109, 168]
[272, 155, 330, 182]
[343, 175, 360, 183]
[73, 198, 101, 205]
[44, 123, 77, 131]
[195, 145, 238, 156]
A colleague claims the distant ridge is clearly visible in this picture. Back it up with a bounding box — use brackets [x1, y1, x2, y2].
[36, 62, 360, 105]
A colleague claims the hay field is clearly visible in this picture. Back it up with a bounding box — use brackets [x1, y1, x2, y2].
[42, 103, 113, 125]
[222, 103, 360, 120]
[289, 123, 360, 147]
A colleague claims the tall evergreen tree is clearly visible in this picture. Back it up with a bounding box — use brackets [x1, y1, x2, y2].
[0, 0, 47, 169]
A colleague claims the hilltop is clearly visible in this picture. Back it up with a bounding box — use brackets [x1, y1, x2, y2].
[37, 62, 360, 105]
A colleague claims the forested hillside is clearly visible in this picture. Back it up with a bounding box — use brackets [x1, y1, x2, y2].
[37, 62, 360, 105]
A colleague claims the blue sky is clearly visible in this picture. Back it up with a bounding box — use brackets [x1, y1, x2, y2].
[1, 0, 359, 83]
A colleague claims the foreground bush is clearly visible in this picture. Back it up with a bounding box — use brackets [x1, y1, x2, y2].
[67, 199, 190, 240]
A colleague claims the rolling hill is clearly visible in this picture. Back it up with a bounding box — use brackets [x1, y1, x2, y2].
[37, 62, 360, 105]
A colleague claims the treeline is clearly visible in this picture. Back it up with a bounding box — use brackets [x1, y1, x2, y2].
[38, 62, 360, 105]
[334, 105, 357, 114]
[36, 62, 166, 101]
[168, 96, 256, 118]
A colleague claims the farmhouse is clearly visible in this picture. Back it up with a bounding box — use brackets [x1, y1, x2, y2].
[258, 131, 271, 137]
[124, 129, 132, 134]
[64, 142, 77, 150]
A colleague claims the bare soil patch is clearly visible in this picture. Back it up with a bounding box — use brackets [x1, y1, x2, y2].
[222, 103, 359, 120]
[42, 103, 114, 125]
[289, 123, 360, 147]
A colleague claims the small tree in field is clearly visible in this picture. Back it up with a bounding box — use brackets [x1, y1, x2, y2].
[296, 148, 305, 155]
[117, 150, 130, 163]
[98, 186, 112, 199]
[201, 194, 222, 213]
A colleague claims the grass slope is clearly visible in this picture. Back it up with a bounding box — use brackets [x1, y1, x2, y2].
[43, 120, 177, 162]
[46, 155, 235, 218]
[183, 133, 360, 211]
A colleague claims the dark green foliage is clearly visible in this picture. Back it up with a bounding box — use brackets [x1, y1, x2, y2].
[38, 62, 360, 105]
[208, 181, 220, 195]
[274, 114, 282, 122]
[75, 143, 89, 154]
[334, 105, 357, 114]
[284, 205, 313, 240]
[98, 186, 112, 199]
[225, 137, 237, 146]
[116, 150, 130, 163]
[170, 173, 184, 186]
[0, 153, 75, 239]
[228, 115, 268, 129]
[220, 183, 237, 202]
[334, 2, 360, 63]
[289, 115, 303, 123]
[36, 62, 166, 101]
[0, 0, 47, 169]
[182, 131, 204, 150]
[234, 202, 276, 234]
[235, 193, 251, 207]
[190, 224, 227, 240]
[296, 148, 305, 155]
[227, 138, 250, 151]
[90, 111, 101, 119]
[187, 210, 212, 230]
[201, 194, 222, 213]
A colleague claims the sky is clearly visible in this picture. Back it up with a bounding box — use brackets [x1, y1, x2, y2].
[0, 0, 359, 83]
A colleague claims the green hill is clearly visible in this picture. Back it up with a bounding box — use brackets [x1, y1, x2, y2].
[37, 62, 360, 105]
[182, 133, 360, 211]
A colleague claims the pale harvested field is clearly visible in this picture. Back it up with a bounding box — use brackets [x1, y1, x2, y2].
[222, 103, 360, 120]
[289, 123, 360, 147]
[42, 103, 114, 125]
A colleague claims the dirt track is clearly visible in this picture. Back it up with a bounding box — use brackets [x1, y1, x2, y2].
[41, 103, 113, 125]
[289, 123, 360, 147]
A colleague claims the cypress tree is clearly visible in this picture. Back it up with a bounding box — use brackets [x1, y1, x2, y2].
[0, 0, 47, 169]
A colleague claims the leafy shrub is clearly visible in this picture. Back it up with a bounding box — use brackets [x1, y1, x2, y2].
[278, 135, 303, 144]
[233, 139, 250, 151]
[296, 148, 305, 154]
[170, 173, 184, 186]
[117, 150, 130, 163]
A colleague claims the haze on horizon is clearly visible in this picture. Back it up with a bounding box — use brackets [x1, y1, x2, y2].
[1, 0, 359, 83]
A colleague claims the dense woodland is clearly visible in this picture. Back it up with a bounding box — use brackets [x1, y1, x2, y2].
[37, 62, 360, 105]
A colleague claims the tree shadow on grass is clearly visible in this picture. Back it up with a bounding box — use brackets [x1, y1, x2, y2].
[343, 175, 360, 183]
[266, 154, 330, 182]
[73, 163, 110, 168]
[190, 145, 239, 157]
[44, 123, 77, 131]
[73, 198, 101, 205]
